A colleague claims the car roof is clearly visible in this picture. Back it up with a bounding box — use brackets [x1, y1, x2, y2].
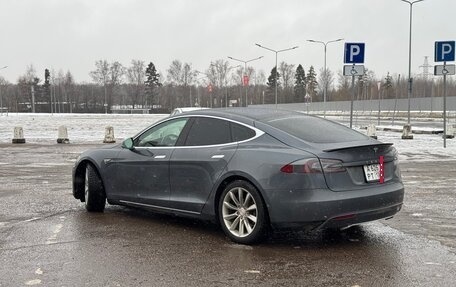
[168, 107, 378, 152]
[174, 107, 209, 112]
[179, 107, 312, 124]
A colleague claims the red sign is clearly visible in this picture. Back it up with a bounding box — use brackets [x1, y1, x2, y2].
[207, 84, 212, 93]
[243, 75, 249, 86]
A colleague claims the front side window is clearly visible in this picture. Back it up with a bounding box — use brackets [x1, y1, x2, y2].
[136, 118, 188, 147]
[184, 117, 231, 146]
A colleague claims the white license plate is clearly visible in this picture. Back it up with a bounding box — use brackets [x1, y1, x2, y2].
[363, 164, 380, 182]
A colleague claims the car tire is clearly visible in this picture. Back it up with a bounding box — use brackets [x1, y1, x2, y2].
[84, 163, 106, 212]
[218, 180, 267, 244]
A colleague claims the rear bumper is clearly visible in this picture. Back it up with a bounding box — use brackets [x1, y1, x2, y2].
[264, 182, 404, 229]
[314, 203, 402, 230]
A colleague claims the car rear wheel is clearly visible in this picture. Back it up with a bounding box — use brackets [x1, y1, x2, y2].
[84, 163, 106, 212]
[218, 180, 267, 244]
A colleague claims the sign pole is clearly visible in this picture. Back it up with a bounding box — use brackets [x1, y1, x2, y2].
[443, 61, 447, 148]
[350, 66, 355, 129]
[344, 43, 365, 129]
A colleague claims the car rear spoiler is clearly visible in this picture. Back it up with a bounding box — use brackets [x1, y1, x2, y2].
[322, 142, 393, 152]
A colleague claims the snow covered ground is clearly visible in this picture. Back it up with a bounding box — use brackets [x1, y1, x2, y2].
[1, 112, 455, 161]
[0, 113, 168, 145]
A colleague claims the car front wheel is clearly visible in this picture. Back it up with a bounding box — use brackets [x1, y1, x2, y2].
[218, 180, 267, 244]
[84, 163, 106, 212]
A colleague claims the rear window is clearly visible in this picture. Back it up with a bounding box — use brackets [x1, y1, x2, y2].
[231, 123, 256, 142]
[266, 115, 369, 143]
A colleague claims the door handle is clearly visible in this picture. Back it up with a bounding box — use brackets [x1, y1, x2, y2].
[154, 155, 166, 159]
[211, 155, 225, 159]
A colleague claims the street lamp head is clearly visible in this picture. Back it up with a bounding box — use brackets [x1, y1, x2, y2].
[306, 39, 316, 43]
[0, 66, 7, 70]
[195, 70, 208, 77]
[400, 0, 425, 4]
[255, 43, 262, 48]
[292, 46, 299, 49]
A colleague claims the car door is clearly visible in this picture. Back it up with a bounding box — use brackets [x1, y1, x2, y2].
[110, 117, 189, 207]
[169, 116, 238, 213]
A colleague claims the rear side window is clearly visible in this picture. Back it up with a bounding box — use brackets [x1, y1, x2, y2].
[184, 117, 231, 146]
[266, 115, 369, 143]
[231, 123, 256, 142]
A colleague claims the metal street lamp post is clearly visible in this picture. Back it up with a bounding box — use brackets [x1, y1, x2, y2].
[306, 39, 343, 117]
[0, 66, 8, 116]
[227, 56, 263, 107]
[400, 0, 426, 131]
[255, 44, 298, 109]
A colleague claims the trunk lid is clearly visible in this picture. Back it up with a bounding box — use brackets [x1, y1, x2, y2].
[315, 142, 400, 192]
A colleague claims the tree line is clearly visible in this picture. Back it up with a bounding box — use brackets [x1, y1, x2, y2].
[0, 59, 454, 113]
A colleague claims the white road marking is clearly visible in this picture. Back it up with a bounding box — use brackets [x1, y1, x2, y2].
[45, 223, 63, 245]
[244, 270, 260, 274]
[35, 268, 43, 275]
[24, 279, 41, 285]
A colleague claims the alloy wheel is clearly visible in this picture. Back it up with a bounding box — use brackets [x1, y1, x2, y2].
[222, 187, 258, 238]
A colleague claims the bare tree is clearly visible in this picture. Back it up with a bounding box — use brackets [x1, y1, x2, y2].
[127, 59, 146, 108]
[336, 70, 350, 101]
[279, 62, 295, 102]
[167, 60, 183, 85]
[90, 60, 110, 112]
[90, 60, 125, 113]
[166, 60, 197, 107]
[206, 60, 230, 107]
[182, 63, 197, 106]
[279, 62, 295, 88]
[318, 67, 335, 101]
[64, 71, 75, 112]
[206, 59, 229, 88]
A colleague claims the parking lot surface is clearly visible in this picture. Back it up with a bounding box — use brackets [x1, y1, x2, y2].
[0, 142, 455, 286]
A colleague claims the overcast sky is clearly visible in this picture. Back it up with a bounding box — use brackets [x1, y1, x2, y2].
[0, 0, 454, 84]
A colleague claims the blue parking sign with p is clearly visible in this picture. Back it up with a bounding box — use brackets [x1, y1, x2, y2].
[435, 41, 455, 62]
[344, 43, 365, 64]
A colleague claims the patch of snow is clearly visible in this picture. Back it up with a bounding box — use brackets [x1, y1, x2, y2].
[1, 113, 455, 162]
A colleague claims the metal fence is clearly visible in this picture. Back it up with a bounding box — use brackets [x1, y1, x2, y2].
[252, 95, 456, 113]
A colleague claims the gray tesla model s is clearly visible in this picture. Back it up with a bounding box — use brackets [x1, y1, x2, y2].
[72, 108, 404, 244]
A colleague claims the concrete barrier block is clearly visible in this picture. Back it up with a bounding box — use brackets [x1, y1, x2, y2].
[367, 124, 377, 139]
[401, 124, 413, 140]
[103, 126, 116, 143]
[12, 127, 26, 144]
[57, 126, 70, 144]
[444, 124, 455, 139]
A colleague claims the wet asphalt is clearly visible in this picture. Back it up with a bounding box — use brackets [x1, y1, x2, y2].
[0, 143, 455, 286]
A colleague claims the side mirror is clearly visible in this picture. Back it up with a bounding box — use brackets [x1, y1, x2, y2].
[122, 138, 135, 150]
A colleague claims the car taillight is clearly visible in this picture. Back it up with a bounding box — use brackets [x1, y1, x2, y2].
[280, 158, 323, 174]
[280, 158, 346, 174]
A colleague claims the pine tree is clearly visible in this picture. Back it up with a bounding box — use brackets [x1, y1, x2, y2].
[294, 64, 306, 102]
[266, 67, 280, 104]
[383, 72, 393, 99]
[306, 66, 318, 100]
[144, 62, 162, 107]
